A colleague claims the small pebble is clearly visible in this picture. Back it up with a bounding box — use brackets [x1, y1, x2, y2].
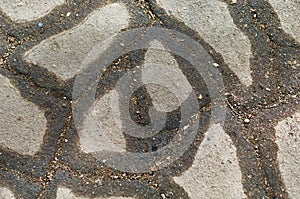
[244, 118, 250, 123]
[38, 22, 44, 28]
[183, 125, 189, 131]
[213, 63, 219, 67]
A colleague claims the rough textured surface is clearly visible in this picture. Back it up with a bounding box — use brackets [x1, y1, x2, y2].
[156, 0, 253, 86]
[25, 3, 130, 80]
[0, 0, 65, 22]
[173, 124, 246, 198]
[0, 74, 47, 155]
[56, 187, 133, 199]
[0, 187, 15, 199]
[0, 0, 299, 198]
[79, 90, 126, 153]
[142, 40, 192, 111]
[275, 111, 300, 198]
[268, 0, 300, 43]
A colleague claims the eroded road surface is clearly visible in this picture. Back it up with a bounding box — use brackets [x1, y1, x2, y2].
[0, 0, 299, 198]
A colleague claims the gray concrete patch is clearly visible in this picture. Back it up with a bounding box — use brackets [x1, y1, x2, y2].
[142, 40, 192, 112]
[0, 0, 65, 22]
[0, 74, 47, 155]
[0, 186, 15, 199]
[25, 3, 130, 80]
[268, 0, 300, 43]
[275, 111, 300, 198]
[156, 0, 253, 86]
[173, 123, 246, 198]
[56, 187, 134, 199]
[79, 90, 126, 153]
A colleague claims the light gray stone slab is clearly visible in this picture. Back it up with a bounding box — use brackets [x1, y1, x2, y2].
[25, 3, 130, 80]
[156, 0, 253, 86]
[79, 90, 126, 153]
[0, 0, 65, 22]
[173, 123, 246, 198]
[0, 187, 15, 199]
[0, 74, 47, 155]
[268, 0, 300, 43]
[56, 187, 134, 199]
[275, 111, 300, 198]
[142, 40, 192, 112]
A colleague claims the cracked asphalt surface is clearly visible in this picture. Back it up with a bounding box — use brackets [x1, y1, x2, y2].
[0, 0, 299, 198]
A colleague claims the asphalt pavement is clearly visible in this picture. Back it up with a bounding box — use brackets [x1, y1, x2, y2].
[0, 0, 299, 198]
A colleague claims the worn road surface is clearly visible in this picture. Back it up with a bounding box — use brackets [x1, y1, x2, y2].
[0, 0, 299, 198]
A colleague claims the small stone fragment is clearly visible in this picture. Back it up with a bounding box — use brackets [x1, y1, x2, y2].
[213, 63, 219, 67]
[38, 22, 44, 28]
[244, 118, 250, 123]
